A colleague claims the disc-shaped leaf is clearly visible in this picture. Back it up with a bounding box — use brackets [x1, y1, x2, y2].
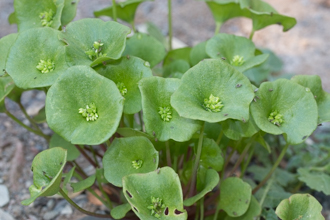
[206, 34, 269, 72]
[111, 203, 132, 220]
[49, 133, 80, 161]
[291, 75, 330, 124]
[163, 47, 191, 66]
[275, 194, 324, 220]
[22, 147, 67, 205]
[222, 113, 259, 140]
[95, 56, 152, 114]
[61, 0, 80, 26]
[163, 60, 190, 78]
[94, 0, 152, 24]
[14, 0, 64, 32]
[6, 28, 68, 89]
[183, 168, 219, 206]
[60, 18, 130, 67]
[219, 177, 252, 217]
[190, 41, 209, 66]
[200, 138, 224, 171]
[123, 33, 166, 68]
[297, 168, 330, 195]
[250, 79, 318, 145]
[122, 167, 187, 220]
[103, 136, 159, 187]
[46, 65, 123, 145]
[71, 174, 96, 193]
[139, 77, 202, 142]
[171, 59, 255, 123]
[225, 196, 261, 220]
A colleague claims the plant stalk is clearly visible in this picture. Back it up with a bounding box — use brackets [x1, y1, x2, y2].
[165, 141, 172, 167]
[216, 130, 223, 145]
[252, 143, 290, 194]
[59, 188, 112, 218]
[18, 102, 41, 131]
[249, 30, 255, 40]
[112, 0, 117, 22]
[75, 145, 98, 168]
[228, 139, 254, 177]
[240, 145, 255, 177]
[214, 22, 222, 35]
[168, 0, 172, 50]
[200, 198, 204, 220]
[189, 122, 205, 197]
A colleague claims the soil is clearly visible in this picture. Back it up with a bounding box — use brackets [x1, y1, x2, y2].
[0, 0, 329, 219]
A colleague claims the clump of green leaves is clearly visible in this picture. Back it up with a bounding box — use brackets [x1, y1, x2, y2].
[147, 196, 166, 218]
[203, 94, 224, 113]
[78, 103, 99, 122]
[36, 59, 55, 73]
[39, 9, 54, 27]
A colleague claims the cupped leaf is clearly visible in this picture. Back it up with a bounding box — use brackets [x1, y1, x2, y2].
[291, 75, 330, 123]
[61, 0, 80, 26]
[189, 41, 209, 66]
[22, 147, 67, 205]
[103, 136, 159, 187]
[60, 18, 130, 67]
[200, 138, 224, 171]
[275, 194, 324, 220]
[183, 168, 219, 206]
[6, 28, 68, 89]
[163, 47, 191, 66]
[250, 79, 318, 145]
[94, 0, 152, 24]
[225, 196, 261, 220]
[171, 59, 255, 123]
[71, 174, 96, 193]
[219, 177, 252, 217]
[206, 33, 268, 72]
[111, 203, 132, 220]
[240, 0, 297, 32]
[123, 33, 166, 68]
[46, 65, 123, 145]
[163, 60, 190, 78]
[8, 12, 17, 25]
[297, 167, 330, 195]
[139, 77, 202, 142]
[14, 0, 65, 32]
[122, 167, 187, 220]
[49, 133, 80, 161]
[222, 113, 259, 140]
[95, 56, 152, 114]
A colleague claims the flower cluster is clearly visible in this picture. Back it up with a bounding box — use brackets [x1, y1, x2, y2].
[147, 196, 166, 218]
[117, 82, 128, 96]
[131, 160, 143, 169]
[85, 41, 107, 60]
[203, 94, 224, 113]
[36, 59, 55, 73]
[268, 110, 284, 126]
[78, 103, 99, 122]
[230, 55, 245, 66]
[39, 9, 54, 27]
[158, 107, 172, 122]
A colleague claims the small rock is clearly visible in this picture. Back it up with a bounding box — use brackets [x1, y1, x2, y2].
[43, 210, 60, 220]
[60, 204, 72, 215]
[0, 185, 9, 207]
[0, 208, 14, 220]
[46, 199, 55, 210]
[53, 200, 67, 213]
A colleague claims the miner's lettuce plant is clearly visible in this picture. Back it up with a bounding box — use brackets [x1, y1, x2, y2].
[1, 0, 329, 219]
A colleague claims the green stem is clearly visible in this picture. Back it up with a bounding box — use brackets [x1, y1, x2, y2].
[240, 145, 255, 178]
[214, 22, 222, 35]
[221, 148, 235, 179]
[213, 203, 220, 220]
[138, 111, 143, 130]
[189, 122, 205, 197]
[112, 0, 117, 22]
[96, 170, 113, 209]
[216, 130, 223, 145]
[168, 0, 172, 50]
[252, 143, 290, 194]
[130, 21, 136, 32]
[89, 146, 100, 167]
[75, 145, 97, 168]
[5, 110, 50, 142]
[18, 102, 40, 131]
[228, 139, 253, 177]
[59, 188, 112, 218]
[249, 30, 255, 40]
[173, 155, 178, 172]
[259, 176, 274, 207]
[165, 141, 172, 167]
[200, 198, 204, 220]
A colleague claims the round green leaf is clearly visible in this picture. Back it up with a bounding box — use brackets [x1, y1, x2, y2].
[46, 65, 123, 145]
[222, 113, 259, 141]
[95, 56, 152, 114]
[103, 136, 159, 187]
[275, 194, 324, 220]
[22, 147, 67, 205]
[189, 41, 209, 66]
[123, 33, 166, 68]
[219, 177, 252, 217]
[71, 174, 96, 193]
[0, 33, 18, 72]
[250, 79, 318, 145]
[14, 0, 64, 32]
[183, 168, 219, 206]
[171, 59, 255, 123]
[225, 196, 261, 220]
[163, 60, 190, 78]
[163, 47, 191, 66]
[6, 28, 68, 89]
[139, 77, 202, 142]
[206, 34, 269, 72]
[111, 203, 132, 220]
[200, 138, 224, 171]
[8, 12, 17, 25]
[60, 18, 131, 67]
[49, 133, 80, 161]
[94, 0, 152, 24]
[61, 0, 80, 26]
[123, 167, 187, 220]
[291, 75, 330, 124]
[297, 168, 330, 195]
[33, 107, 46, 123]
